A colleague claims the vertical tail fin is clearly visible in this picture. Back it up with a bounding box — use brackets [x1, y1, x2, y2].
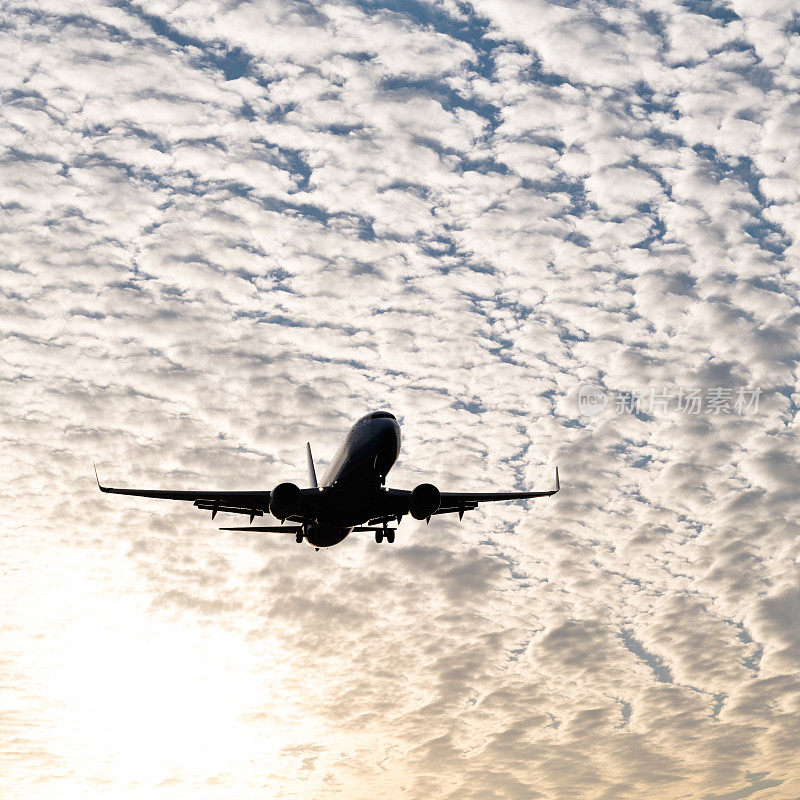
[306, 442, 318, 488]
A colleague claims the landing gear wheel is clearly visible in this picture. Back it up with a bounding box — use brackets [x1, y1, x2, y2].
[375, 531, 384, 543]
[386, 531, 395, 544]
[295, 532, 304, 543]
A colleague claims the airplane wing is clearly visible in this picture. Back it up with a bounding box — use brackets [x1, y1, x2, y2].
[94, 464, 272, 520]
[384, 468, 559, 521]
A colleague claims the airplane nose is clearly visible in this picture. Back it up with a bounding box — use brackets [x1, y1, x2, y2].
[374, 418, 400, 453]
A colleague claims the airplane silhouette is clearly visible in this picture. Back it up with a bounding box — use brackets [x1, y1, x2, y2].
[96, 411, 559, 549]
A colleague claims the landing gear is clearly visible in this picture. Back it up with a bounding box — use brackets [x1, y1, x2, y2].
[295, 531, 303, 543]
[375, 521, 395, 544]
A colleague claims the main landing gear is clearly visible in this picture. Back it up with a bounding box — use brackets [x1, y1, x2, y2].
[375, 525, 395, 544]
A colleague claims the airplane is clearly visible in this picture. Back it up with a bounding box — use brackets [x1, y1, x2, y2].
[95, 411, 559, 549]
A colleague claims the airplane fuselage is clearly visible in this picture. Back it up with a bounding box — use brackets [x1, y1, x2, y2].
[304, 412, 401, 547]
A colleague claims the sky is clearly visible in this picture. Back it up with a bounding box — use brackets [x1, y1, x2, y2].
[2, 0, 800, 797]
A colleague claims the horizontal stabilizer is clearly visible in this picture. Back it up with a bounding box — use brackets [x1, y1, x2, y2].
[220, 525, 303, 533]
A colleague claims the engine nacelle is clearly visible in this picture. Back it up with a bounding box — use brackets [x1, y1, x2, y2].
[409, 483, 441, 520]
[269, 482, 301, 520]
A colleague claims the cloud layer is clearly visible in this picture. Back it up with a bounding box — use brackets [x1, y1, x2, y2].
[2, 0, 800, 798]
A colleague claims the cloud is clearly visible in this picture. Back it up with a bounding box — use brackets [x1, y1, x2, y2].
[2, 0, 800, 798]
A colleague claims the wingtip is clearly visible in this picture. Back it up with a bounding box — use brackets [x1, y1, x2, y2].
[555, 466, 560, 493]
[93, 461, 106, 492]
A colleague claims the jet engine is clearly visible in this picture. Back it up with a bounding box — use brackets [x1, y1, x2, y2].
[409, 483, 441, 520]
[269, 482, 301, 520]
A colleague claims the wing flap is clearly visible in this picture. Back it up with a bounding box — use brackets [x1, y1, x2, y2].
[193, 500, 266, 518]
[431, 501, 479, 518]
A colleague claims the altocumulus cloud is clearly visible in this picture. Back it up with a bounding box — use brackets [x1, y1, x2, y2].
[1, 0, 800, 798]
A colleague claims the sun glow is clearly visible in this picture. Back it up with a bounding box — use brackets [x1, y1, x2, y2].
[8, 538, 321, 799]
[56, 613, 270, 785]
